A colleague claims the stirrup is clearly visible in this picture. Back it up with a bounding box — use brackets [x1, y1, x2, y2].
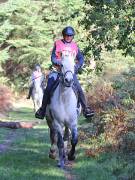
[84, 108, 95, 118]
[85, 112, 94, 117]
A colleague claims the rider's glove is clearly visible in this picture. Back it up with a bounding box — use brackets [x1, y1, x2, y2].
[53, 60, 62, 66]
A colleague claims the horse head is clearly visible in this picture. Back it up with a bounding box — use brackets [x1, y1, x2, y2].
[61, 51, 75, 87]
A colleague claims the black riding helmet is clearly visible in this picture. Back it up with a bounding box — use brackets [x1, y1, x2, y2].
[62, 26, 75, 36]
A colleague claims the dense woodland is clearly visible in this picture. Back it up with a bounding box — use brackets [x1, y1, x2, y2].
[0, 0, 135, 179]
[0, 0, 134, 90]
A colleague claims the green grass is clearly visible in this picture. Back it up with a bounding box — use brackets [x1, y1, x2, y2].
[75, 114, 135, 180]
[1, 52, 135, 180]
[0, 109, 106, 180]
[0, 127, 65, 180]
[72, 135, 135, 180]
[0, 128, 12, 143]
[73, 149, 135, 180]
[0, 107, 65, 180]
[8, 107, 36, 121]
[72, 154, 117, 180]
[0, 107, 134, 180]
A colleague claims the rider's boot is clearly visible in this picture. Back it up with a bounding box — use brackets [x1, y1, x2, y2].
[78, 90, 95, 118]
[73, 74, 94, 118]
[35, 89, 49, 119]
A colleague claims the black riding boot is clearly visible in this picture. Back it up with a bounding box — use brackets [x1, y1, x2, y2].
[78, 91, 94, 118]
[35, 89, 50, 119]
[27, 86, 33, 99]
[73, 75, 94, 118]
[35, 75, 58, 119]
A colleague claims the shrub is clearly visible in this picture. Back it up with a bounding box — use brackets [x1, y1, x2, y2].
[0, 85, 13, 116]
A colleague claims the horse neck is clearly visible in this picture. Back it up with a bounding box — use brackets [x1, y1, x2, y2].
[33, 78, 43, 90]
[57, 83, 74, 101]
[59, 82, 70, 91]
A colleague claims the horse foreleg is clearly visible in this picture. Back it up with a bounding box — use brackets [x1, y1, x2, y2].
[63, 126, 70, 161]
[68, 126, 78, 161]
[57, 131, 65, 168]
[33, 97, 38, 112]
[49, 128, 57, 159]
[46, 118, 57, 160]
[33, 100, 36, 112]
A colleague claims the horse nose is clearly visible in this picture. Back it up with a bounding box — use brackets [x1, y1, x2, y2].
[65, 77, 73, 86]
[65, 77, 73, 83]
[65, 78, 69, 83]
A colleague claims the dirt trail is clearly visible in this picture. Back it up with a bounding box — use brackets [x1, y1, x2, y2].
[0, 98, 34, 153]
[64, 161, 78, 180]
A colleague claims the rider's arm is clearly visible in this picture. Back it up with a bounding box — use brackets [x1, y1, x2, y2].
[75, 48, 84, 73]
[76, 48, 84, 67]
[51, 44, 62, 66]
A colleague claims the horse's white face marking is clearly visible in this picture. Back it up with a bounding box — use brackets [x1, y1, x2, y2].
[61, 51, 75, 87]
[61, 51, 75, 73]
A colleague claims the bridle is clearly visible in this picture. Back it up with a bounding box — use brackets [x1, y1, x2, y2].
[60, 70, 74, 87]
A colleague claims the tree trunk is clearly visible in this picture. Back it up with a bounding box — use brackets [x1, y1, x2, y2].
[0, 121, 38, 129]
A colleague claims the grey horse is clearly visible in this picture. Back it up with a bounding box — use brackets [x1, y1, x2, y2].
[31, 71, 45, 112]
[46, 52, 80, 168]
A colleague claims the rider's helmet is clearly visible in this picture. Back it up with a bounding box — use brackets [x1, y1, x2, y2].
[62, 26, 75, 36]
[34, 64, 41, 71]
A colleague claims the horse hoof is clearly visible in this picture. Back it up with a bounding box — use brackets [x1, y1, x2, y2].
[68, 154, 75, 161]
[49, 152, 56, 159]
[57, 162, 65, 169]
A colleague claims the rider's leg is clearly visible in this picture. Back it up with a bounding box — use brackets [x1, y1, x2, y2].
[35, 72, 58, 119]
[73, 74, 94, 118]
[27, 86, 33, 99]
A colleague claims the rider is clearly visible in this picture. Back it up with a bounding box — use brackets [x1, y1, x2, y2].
[26, 64, 45, 99]
[35, 26, 94, 119]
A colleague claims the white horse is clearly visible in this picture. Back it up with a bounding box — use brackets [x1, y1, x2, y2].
[46, 52, 80, 168]
[31, 74, 45, 112]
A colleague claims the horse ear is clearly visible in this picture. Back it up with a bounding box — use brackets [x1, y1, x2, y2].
[63, 50, 70, 56]
[72, 51, 76, 59]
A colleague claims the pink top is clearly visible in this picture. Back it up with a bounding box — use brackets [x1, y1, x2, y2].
[32, 71, 42, 81]
[55, 40, 78, 60]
